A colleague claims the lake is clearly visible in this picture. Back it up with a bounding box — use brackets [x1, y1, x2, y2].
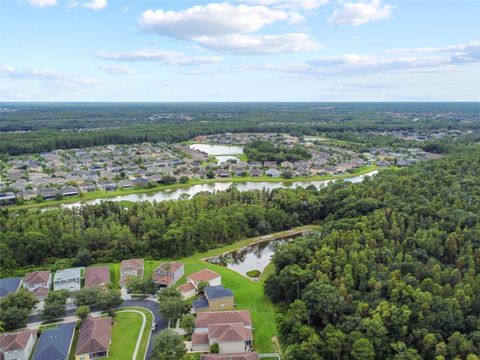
[205, 230, 308, 279]
[59, 170, 377, 209]
[189, 144, 244, 162]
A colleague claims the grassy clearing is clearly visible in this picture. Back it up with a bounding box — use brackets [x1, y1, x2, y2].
[8, 165, 379, 211]
[109, 311, 144, 360]
[122, 306, 154, 360]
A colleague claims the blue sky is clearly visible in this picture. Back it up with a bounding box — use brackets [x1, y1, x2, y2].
[0, 0, 479, 101]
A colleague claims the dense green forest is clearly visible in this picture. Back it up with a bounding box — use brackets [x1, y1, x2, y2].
[244, 140, 311, 163]
[1, 102, 479, 155]
[264, 146, 480, 359]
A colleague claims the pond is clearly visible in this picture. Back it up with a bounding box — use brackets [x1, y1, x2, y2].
[205, 231, 307, 279]
[59, 171, 378, 209]
[189, 144, 244, 162]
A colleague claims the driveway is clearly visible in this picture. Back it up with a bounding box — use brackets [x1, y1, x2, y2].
[27, 299, 166, 360]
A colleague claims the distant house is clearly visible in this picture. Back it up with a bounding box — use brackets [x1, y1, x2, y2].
[265, 169, 280, 178]
[377, 160, 391, 167]
[84, 266, 110, 289]
[250, 169, 262, 177]
[23, 271, 51, 300]
[60, 186, 79, 197]
[75, 317, 112, 360]
[152, 262, 184, 287]
[0, 192, 16, 206]
[79, 182, 95, 193]
[280, 161, 294, 169]
[132, 177, 149, 187]
[18, 190, 37, 201]
[0, 277, 22, 298]
[32, 322, 75, 360]
[201, 353, 259, 360]
[215, 169, 230, 178]
[0, 329, 37, 360]
[191, 311, 253, 354]
[117, 179, 133, 189]
[119, 259, 144, 287]
[97, 180, 116, 191]
[37, 188, 59, 200]
[193, 285, 234, 313]
[53, 268, 83, 292]
[263, 161, 277, 169]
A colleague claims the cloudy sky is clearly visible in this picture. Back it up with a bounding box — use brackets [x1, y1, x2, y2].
[1, 0, 479, 101]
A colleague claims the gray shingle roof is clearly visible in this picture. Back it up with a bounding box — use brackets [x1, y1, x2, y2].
[32, 322, 75, 360]
[205, 285, 233, 300]
[0, 277, 22, 297]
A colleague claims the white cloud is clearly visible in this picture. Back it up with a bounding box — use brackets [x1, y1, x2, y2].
[0, 65, 98, 88]
[137, 2, 319, 54]
[95, 49, 223, 66]
[238, 0, 329, 10]
[328, 0, 393, 26]
[197, 33, 321, 54]
[100, 65, 135, 75]
[81, 0, 107, 10]
[260, 40, 480, 77]
[138, 3, 297, 38]
[27, 0, 57, 7]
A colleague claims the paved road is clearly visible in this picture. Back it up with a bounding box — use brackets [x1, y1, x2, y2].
[27, 299, 166, 360]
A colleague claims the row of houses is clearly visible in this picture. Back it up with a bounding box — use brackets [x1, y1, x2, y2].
[0, 266, 110, 301]
[0, 316, 111, 360]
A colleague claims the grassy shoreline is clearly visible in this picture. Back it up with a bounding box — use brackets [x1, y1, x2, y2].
[7, 165, 378, 211]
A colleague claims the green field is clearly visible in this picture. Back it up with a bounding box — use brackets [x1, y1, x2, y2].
[109, 307, 153, 360]
[8, 165, 378, 211]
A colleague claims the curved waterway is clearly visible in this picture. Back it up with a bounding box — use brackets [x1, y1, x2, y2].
[58, 170, 378, 209]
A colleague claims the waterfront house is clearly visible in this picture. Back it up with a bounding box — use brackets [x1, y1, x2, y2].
[193, 285, 234, 313]
[152, 262, 184, 287]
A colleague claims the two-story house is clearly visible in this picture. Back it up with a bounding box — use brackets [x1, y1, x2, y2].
[53, 268, 84, 292]
[119, 259, 144, 287]
[152, 262, 184, 288]
[0, 329, 37, 360]
[23, 271, 51, 300]
[193, 285, 234, 313]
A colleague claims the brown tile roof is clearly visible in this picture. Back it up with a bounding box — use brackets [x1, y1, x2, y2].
[75, 317, 112, 356]
[177, 282, 195, 293]
[156, 262, 183, 273]
[195, 311, 252, 328]
[187, 269, 220, 284]
[152, 274, 173, 286]
[208, 323, 249, 342]
[31, 286, 49, 298]
[23, 271, 51, 285]
[85, 266, 110, 288]
[191, 332, 209, 346]
[0, 329, 36, 352]
[120, 259, 144, 272]
[201, 353, 259, 360]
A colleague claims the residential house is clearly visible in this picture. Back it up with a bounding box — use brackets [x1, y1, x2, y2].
[201, 353, 259, 360]
[10, 179, 28, 192]
[53, 268, 83, 292]
[0, 277, 22, 298]
[37, 188, 59, 200]
[97, 180, 116, 191]
[117, 179, 133, 189]
[178, 269, 221, 300]
[75, 317, 112, 360]
[84, 266, 110, 288]
[32, 322, 75, 360]
[23, 271, 51, 299]
[265, 169, 280, 178]
[60, 186, 79, 197]
[152, 262, 184, 287]
[79, 182, 95, 193]
[215, 169, 230, 178]
[191, 311, 253, 354]
[18, 190, 37, 201]
[263, 161, 277, 169]
[193, 285, 234, 313]
[0, 329, 37, 360]
[0, 192, 16, 206]
[119, 259, 144, 287]
[280, 161, 294, 169]
[250, 169, 262, 177]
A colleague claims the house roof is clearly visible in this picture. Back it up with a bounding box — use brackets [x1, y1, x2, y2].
[187, 269, 220, 284]
[177, 282, 195, 293]
[32, 322, 75, 360]
[156, 262, 183, 273]
[75, 317, 112, 356]
[0, 277, 22, 297]
[120, 258, 144, 271]
[54, 268, 83, 282]
[201, 353, 259, 360]
[191, 332, 209, 346]
[195, 311, 252, 328]
[208, 322, 251, 342]
[24, 271, 51, 285]
[84, 266, 110, 288]
[31, 286, 49, 298]
[205, 285, 233, 300]
[192, 297, 209, 311]
[0, 329, 36, 352]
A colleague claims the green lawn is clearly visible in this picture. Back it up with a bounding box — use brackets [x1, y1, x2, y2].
[109, 311, 144, 360]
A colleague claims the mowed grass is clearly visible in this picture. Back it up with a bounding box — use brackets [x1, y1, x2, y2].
[109, 311, 143, 360]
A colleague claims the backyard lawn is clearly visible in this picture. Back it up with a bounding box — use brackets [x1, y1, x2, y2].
[109, 308, 152, 360]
